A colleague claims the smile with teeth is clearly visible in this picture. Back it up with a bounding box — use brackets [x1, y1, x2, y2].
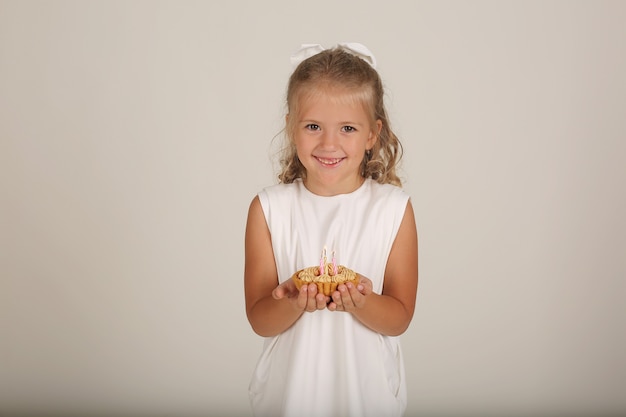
[316, 156, 344, 166]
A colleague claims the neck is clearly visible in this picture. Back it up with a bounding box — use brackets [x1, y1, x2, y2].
[303, 176, 365, 196]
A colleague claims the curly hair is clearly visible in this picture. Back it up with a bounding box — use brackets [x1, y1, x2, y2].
[277, 47, 403, 186]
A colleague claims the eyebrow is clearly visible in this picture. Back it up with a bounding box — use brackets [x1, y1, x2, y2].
[300, 119, 365, 126]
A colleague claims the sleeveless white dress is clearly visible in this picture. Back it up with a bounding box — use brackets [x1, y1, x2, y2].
[249, 179, 410, 417]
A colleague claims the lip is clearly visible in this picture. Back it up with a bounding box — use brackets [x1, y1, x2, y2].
[315, 156, 345, 167]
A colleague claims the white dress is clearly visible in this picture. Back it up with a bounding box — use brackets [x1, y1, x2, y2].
[249, 179, 410, 417]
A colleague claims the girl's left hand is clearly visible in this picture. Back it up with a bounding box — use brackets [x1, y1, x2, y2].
[327, 275, 373, 312]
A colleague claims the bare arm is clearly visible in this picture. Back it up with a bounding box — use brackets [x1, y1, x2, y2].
[244, 196, 328, 337]
[328, 200, 418, 336]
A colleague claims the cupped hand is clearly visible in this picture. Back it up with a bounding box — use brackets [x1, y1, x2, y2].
[272, 279, 329, 312]
[327, 275, 373, 312]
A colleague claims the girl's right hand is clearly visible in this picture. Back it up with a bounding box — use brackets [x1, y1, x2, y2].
[272, 280, 329, 312]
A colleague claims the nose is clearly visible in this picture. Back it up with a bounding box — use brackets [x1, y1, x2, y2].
[319, 130, 338, 150]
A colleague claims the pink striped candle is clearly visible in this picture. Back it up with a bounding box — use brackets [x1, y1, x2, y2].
[319, 246, 327, 275]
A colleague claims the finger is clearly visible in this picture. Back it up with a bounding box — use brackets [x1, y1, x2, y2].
[339, 284, 357, 311]
[315, 293, 327, 310]
[305, 284, 318, 312]
[274, 282, 295, 300]
[329, 291, 343, 311]
[296, 285, 309, 310]
[346, 282, 364, 308]
[272, 286, 284, 300]
[346, 282, 360, 296]
[331, 290, 342, 309]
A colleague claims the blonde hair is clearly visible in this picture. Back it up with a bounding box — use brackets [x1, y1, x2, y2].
[278, 47, 403, 186]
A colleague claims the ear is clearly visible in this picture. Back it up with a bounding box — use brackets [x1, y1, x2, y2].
[366, 119, 382, 150]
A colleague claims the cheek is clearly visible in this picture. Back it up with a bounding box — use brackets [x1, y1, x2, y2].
[293, 142, 310, 162]
[293, 139, 305, 154]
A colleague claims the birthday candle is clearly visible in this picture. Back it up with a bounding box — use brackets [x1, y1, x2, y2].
[332, 250, 337, 275]
[319, 246, 327, 275]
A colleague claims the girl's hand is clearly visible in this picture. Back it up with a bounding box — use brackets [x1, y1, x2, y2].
[328, 275, 373, 312]
[272, 279, 329, 312]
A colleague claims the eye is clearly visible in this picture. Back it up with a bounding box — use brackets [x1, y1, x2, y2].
[341, 125, 356, 133]
[305, 124, 320, 131]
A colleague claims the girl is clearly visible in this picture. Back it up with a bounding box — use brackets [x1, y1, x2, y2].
[244, 43, 418, 417]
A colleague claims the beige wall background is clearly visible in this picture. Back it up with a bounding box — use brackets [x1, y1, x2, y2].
[1, 1, 624, 416]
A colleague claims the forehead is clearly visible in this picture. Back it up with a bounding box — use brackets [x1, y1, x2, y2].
[295, 85, 372, 121]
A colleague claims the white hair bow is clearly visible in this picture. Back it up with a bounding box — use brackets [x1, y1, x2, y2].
[290, 43, 377, 69]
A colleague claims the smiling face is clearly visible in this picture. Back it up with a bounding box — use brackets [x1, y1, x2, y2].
[292, 87, 381, 196]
